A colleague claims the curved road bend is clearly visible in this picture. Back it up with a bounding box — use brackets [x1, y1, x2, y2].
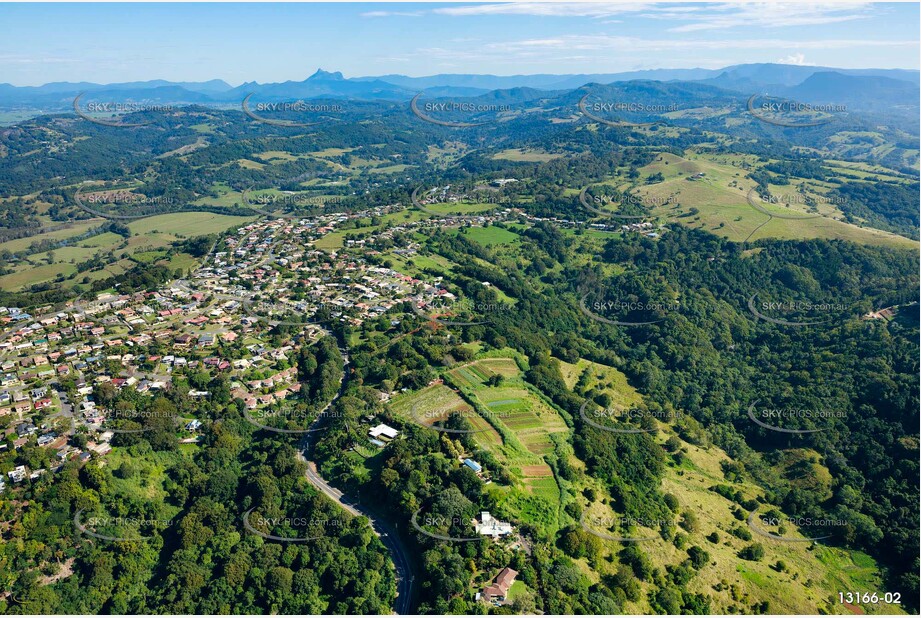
[180, 240, 415, 612]
[297, 350, 415, 615]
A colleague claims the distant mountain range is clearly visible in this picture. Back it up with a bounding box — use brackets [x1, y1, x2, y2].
[0, 64, 917, 120]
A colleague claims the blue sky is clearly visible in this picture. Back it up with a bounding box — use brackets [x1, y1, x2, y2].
[1, 2, 918, 86]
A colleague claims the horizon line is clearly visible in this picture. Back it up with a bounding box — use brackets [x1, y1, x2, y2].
[4, 62, 920, 89]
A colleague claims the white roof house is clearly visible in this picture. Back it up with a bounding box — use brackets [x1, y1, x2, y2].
[474, 512, 513, 538]
[369, 423, 400, 440]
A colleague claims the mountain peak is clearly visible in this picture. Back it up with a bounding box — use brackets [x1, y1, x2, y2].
[309, 69, 344, 81]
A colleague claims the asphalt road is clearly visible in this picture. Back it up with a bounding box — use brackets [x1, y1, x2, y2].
[301, 460, 414, 614]
[297, 349, 415, 615]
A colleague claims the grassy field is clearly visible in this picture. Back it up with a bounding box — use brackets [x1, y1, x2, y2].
[422, 201, 497, 215]
[90, 448, 187, 539]
[390, 383, 473, 426]
[383, 252, 457, 278]
[80, 232, 123, 248]
[0, 263, 77, 290]
[254, 150, 302, 162]
[624, 152, 918, 249]
[454, 225, 521, 246]
[161, 252, 198, 273]
[556, 357, 646, 425]
[560, 406, 903, 614]
[191, 182, 246, 208]
[126, 212, 255, 236]
[0, 220, 103, 254]
[189, 123, 216, 134]
[27, 245, 99, 263]
[370, 163, 413, 174]
[548, 350, 903, 613]
[0, 210, 236, 291]
[824, 159, 916, 183]
[655, 436, 900, 614]
[427, 142, 468, 165]
[0, 111, 44, 125]
[131, 250, 169, 264]
[310, 147, 356, 158]
[232, 158, 265, 170]
[106, 448, 183, 502]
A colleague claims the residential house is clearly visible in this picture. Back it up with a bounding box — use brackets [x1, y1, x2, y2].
[369, 423, 400, 441]
[479, 567, 518, 605]
[474, 512, 514, 538]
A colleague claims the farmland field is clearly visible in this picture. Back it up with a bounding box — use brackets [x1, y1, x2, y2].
[127, 212, 255, 236]
[476, 386, 568, 455]
[393, 357, 568, 488]
[0, 262, 77, 290]
[422, 201, 497, 215]
[447, 358, 520, 388]
[454, 225, 520, 246]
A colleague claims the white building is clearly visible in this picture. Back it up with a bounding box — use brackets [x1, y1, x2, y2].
[8, 465, 27, 483]
[474, 511, 513, 538]
[369, 423, 400, 440]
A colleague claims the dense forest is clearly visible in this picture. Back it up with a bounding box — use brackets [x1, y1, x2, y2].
[1, 338, 393, 614]
[432, 224, 919, 609]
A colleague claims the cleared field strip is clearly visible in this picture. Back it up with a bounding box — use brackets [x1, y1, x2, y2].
[557, 357, 643, 410]
[449, 365, 488, 388]
[479, 386, 568, 456]
[478, 357, 521, 376]
[524, 476, 559, 499]
[389, 384, 468, 423]
[447, 357, 520, 388]
[466, 414, 503, 447]
[520, 464, 553, 477]
[389, 384, 502, 444]
[395, 358, 566, 508]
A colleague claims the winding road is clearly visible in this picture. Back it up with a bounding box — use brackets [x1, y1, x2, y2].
[177, 229, 416, 612]
[301, 458, 415, 614]
[296, 349, 416, 615]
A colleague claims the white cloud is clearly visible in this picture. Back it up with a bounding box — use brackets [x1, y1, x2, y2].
[355, 3, 912, 73]
[480, 34, 915, 55]
[433, 3, 653, 18]
[778, 53, 812, 65]
[403, 33, 915, 69]
[649, 3, 873, 32]
[360, 10, 423, 18]
[426, 2, 874, 33]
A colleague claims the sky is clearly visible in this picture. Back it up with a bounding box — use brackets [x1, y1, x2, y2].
[0, 2, 918, 86]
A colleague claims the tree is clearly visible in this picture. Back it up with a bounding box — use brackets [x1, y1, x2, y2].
[738, 543, 764, 561]
[687, 545, 710, 569]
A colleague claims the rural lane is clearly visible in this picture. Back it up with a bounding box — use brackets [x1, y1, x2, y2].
[297, 348, 415, 615]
